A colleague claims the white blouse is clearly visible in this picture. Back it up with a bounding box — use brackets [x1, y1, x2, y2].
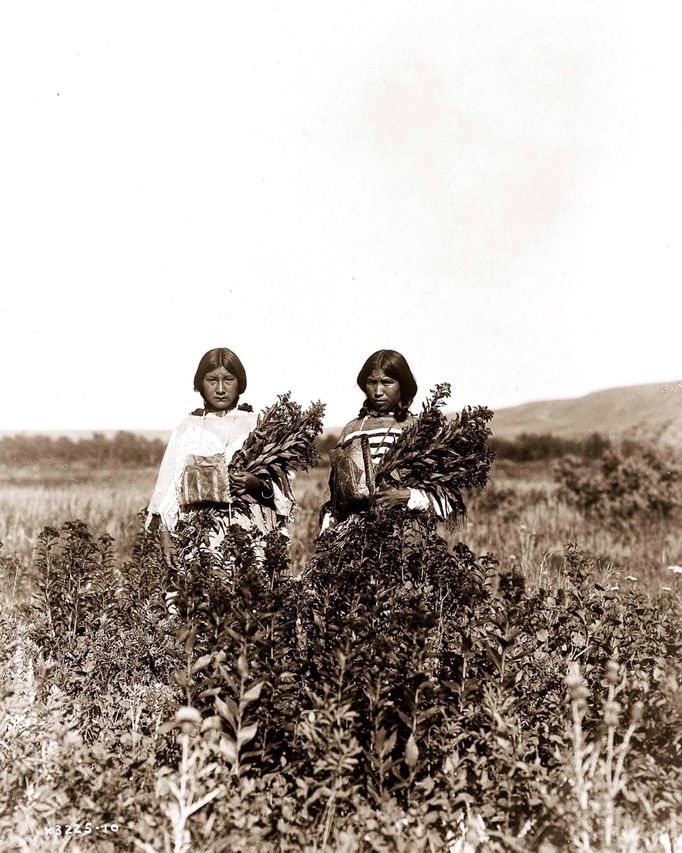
[146, 410, 293, 533]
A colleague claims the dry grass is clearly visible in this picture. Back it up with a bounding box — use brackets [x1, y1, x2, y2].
[0, 465, 155, 566]
[2, 460, 681, 595]
[462, 468, 682, 592]
[1, 459, 681, 851]
[0, 464, 328, 578]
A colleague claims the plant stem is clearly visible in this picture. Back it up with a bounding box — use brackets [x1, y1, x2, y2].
[571, 700, 591, 852]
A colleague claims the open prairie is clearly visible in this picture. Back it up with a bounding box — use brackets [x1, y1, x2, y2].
[1, 450, 681, 851]
[0, 464, 327, 583]
[2, 460, 680, 592]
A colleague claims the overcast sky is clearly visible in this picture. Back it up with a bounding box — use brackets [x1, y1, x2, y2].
[1, 1, 680, 432]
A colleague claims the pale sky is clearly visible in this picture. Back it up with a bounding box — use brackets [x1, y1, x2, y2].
[1, 1, 681, 431]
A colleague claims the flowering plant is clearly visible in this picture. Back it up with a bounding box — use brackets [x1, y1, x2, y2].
[228, 393, 325, 516]
[375, 383, 494, 518]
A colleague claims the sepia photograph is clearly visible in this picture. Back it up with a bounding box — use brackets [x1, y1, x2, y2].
[1, 2, 681, 850]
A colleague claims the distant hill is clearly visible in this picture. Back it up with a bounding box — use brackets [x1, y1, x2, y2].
[5, 381, 682, 448]
[491, 381, 682, 444]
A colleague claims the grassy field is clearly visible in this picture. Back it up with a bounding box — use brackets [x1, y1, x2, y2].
[1, 456, 681, 851]
[2, 460, 680, 594]
[0, 464, 326, 585]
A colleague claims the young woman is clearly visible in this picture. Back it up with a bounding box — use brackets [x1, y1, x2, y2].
[146, 348, 293, 570]
[320, 349, 445, 531]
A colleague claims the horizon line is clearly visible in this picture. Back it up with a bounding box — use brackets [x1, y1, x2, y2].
[2, 377, 682, 437]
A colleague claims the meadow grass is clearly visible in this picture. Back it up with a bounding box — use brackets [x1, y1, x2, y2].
[0, 464, 327, 596]
[0, 464, 155, 568]
[0, 459, 680, 850]
[3, 460, 680, 592]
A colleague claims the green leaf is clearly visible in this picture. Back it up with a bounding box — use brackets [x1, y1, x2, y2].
[190, 654, 213, 675]
[215, 696, 237, 727]
[237, 722, 258, 749]
[200, 715, 223, 733]
[241, 680, 264, 707]
[219, 736, 237, 764]
[173, 669, 190, 688]
[404, 733, 419, 769]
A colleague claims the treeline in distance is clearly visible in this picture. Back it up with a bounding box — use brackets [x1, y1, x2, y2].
[0, 429, 612, 468]
[0, 432, 167, 467]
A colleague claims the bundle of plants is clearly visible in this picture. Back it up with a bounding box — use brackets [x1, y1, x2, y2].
[228, 393, 325, 517]
[374, 382, 494, 519]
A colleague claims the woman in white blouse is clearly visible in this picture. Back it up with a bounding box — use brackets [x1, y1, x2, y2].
[147, 348, 293, 571]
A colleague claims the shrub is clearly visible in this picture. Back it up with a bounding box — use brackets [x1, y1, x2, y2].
[490, 432, 611, 463]
[555, 441, 682, 529]
[158, 514, 682, 849]
[2, 506, 680, 850]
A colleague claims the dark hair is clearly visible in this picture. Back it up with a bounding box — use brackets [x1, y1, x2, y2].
[193, 348, 247, 397]
[356, 349, 417, 421]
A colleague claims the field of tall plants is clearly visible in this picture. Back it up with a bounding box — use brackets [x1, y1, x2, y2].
[1, 440, 681, 852]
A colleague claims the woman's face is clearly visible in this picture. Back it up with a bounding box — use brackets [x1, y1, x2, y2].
[365, 370, 402, 414]
[201, 365, 239, 412]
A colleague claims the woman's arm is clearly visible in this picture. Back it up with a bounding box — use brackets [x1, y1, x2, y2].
[230, 471, 260, 495]
[318, 466, 337, 533]
[373, 487, 411, 508]
[230, 470, 297, 527]
[230, 472, 275, 503]
[373, 487, 447, 517]
[146, 427, 181, 530]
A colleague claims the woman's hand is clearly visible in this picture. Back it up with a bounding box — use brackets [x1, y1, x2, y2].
[373, 487, 411, 509]
[159, 526, 177, 569]
[230, 471, 263, 497]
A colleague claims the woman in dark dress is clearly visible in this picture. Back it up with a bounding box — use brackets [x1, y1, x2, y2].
[319, 349, 448, 533]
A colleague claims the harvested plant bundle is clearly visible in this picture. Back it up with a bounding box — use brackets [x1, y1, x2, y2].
[228, 393, 325, 516]
[375, 383, 493, 518]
